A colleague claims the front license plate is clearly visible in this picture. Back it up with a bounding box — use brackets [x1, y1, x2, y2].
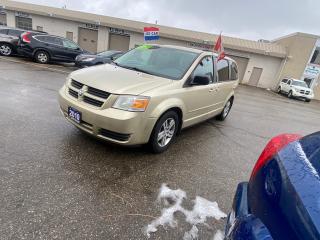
[68, 107, 81, 124]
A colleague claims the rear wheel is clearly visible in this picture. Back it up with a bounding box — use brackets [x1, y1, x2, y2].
[35, 50, 50, 64]
[217, 98, 233, 121]
[277, 86, 282, 93]
[0, 43, 13, 56]
[149, 111, 179, 153]
[287, 90, 293, 98]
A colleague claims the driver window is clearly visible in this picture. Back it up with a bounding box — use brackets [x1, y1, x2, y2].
[192, 56, 214, 83]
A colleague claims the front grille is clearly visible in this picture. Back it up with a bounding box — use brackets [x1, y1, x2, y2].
[68, 88, 78, 99]
[87, 86, 110, 99]
[99, 128, 130, 142]
[300, 90, 305, 94]
[306, 91, 310, 95]
[71, 79, 84, 89]
[83, 96, 104, 107]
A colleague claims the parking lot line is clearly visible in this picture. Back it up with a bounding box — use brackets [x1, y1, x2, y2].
[0, 56, 72, 74]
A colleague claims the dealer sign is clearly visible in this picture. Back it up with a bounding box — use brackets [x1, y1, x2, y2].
[144, 27, 160, 41]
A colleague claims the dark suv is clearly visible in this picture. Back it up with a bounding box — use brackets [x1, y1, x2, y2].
[18, 32, 89, 64]
[0, 27, 39, 56]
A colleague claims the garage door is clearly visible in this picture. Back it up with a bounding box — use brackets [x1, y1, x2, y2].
[109, 34, 130, 51]
[78, 28, 98, 53]
[0, 13, 6, 26]
[227, 55, 249, 82]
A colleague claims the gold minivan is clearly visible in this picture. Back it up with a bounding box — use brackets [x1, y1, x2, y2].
[59, 45, 239, 153]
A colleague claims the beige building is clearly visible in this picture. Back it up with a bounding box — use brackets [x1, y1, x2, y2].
[0, 0, 320, 100]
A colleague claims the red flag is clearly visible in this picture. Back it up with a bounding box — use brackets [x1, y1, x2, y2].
[214, 34, 225, 61]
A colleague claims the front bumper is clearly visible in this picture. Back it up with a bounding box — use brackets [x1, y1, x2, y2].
[292, 90, 314, 99]
[225, 182, 249, 236]
[58, 86, 157, 145]
[75, 61, 96, 68]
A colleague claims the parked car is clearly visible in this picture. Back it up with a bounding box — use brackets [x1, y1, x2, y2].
[59, 45, 239, 153]
[75, 50, 123, 68]
[225, 132, 320, 240]
[278, 78, 314, 102]
[0, 27, 45, 56]
[18, 32, 89, 64]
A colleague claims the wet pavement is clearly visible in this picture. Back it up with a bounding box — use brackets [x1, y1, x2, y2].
[0, 57, 320, 240]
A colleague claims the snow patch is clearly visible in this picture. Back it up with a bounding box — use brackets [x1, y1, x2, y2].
[213, 230, 224, 240]
[144, 184, 227, 239]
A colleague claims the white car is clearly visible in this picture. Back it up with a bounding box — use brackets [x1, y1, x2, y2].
[277, 78, 314, 102]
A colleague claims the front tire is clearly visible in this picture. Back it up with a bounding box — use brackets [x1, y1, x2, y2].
[288, 90, 293, 98]
[149, 111, 179, 153]
[35, 50, 50, 64]
[0, 43, 13, 56]
[217, 98, 233, 121]
[277, 86, 282, 93]
[305, 99, 311, 103]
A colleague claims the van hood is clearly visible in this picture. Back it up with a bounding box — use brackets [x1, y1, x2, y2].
[70, 64, 173, 95]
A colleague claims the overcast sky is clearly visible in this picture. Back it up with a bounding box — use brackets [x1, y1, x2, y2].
[16, 0, 320, 40]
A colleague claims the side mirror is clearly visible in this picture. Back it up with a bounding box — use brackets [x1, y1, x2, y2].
[191, 75, 210, 85]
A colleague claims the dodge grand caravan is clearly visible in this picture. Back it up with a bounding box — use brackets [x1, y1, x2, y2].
[59, 45, 239, 153]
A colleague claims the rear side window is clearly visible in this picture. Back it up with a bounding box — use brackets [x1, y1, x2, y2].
[8, 29, 24, 37]
[0, 28, 8, 34]
[230, 62, 238, 80]
[282, 79, 288, 84]
[217, 59, 229, 82]
[36, 36, 63, 46]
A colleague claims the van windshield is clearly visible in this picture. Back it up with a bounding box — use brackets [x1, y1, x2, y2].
[114, 45, 199, 80]
[292, 80, 308, 88]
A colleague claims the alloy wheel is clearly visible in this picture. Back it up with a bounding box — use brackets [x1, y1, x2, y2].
[38, 53, 48, 63]
[157, 118, 176, 147]
[0, 45, 12, 56]
[223, 100, 231, 118]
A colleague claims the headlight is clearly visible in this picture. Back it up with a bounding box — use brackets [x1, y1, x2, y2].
[81, 57, 95, 62]
[65, 75, 71, 87]
[113, 95, 150, 112]
[293, 88, 299, 92]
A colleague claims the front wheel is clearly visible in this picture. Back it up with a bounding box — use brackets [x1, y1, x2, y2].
[35, 50, 50, 64]
[149, 111, 179, 153]
[0, 43, 13, 56]
[217, 98, 233, 121]
[305, 99, 311, 103]
[287, 90, 293, 98]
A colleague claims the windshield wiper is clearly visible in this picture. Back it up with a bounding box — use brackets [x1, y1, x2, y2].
[126, 66, 152, 75]
[115, 64, 152, 75]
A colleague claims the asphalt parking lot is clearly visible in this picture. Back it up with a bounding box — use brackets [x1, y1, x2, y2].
[1, 56, 320, 240]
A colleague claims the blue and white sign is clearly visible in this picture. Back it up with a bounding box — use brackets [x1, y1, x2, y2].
[144, 27, 160, 41]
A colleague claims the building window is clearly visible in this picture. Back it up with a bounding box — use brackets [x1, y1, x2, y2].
[310, 47, 320, 65]
[66, 31, 73, 41]
[16, 16, 32, 30]
[36, 26, 43, 31]
[0, 13, 6, 26]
